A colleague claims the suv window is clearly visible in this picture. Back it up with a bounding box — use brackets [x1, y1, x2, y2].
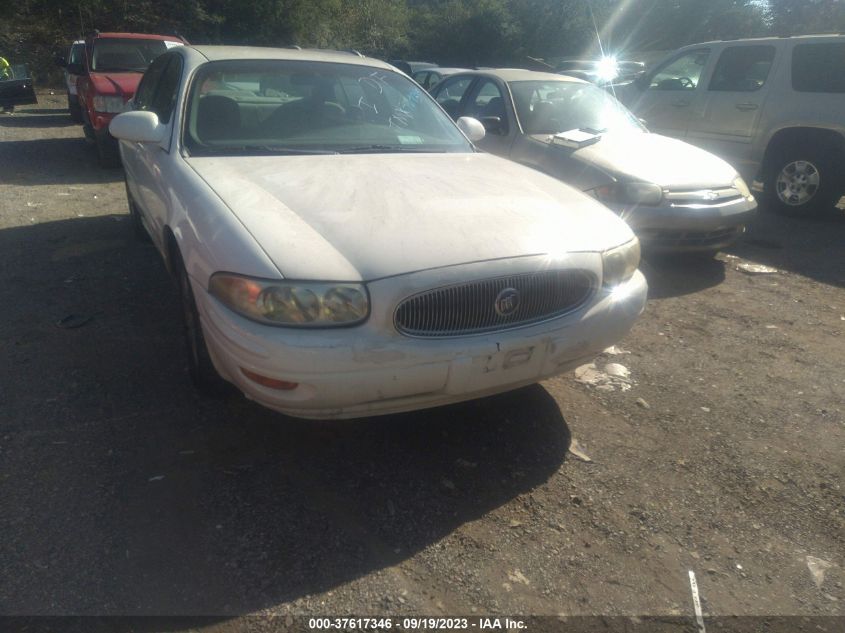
[709, 45, 775, 92]
[649, 50, 710, 91]
[792, 43, 845, 93]
[134, 54, 169, 112]
[151, 56, 183, 124]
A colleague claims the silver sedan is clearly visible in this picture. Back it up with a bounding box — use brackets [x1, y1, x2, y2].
[432, 69, 757, 254]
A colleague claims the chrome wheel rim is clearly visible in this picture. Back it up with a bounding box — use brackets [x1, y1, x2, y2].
[775, 160, 820, 207]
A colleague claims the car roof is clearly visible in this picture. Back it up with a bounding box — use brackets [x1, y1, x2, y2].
[72, 39, 85, 46]
[429, 67, 472, 75]
[189, 45, 395, 71]
[689, 33, 845, 46]
[93, 32, 184, 41]
[449, 68, 588, 84]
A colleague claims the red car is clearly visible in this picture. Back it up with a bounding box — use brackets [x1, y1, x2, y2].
[71, 31, 185, 166]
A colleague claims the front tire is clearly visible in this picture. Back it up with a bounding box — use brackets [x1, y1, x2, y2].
[67, 93, 82, 123]
[124, 179, 150, 242]
[97, 135, 121, 168]
[764, 143, 842, 217]
[174, 249, 227, 395]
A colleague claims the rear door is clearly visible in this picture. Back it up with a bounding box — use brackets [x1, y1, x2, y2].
[688, 44, 778, 168]
[0, 64, 37, 107]
[625, 48, 712, 138]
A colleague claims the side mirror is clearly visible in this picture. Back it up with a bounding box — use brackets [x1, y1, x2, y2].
[110, 111, 166, 144]
[66, 62, 86, 76]
[456, 116, 486, 143]
[480, 116, 504, 134]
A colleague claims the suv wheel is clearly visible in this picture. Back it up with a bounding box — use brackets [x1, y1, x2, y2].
[765, 143, 843, 217]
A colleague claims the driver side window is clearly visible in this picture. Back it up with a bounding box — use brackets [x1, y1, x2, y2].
[435, 77, 473, 119]
[649, 50, 711, 91]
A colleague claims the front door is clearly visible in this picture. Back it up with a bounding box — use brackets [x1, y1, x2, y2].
[0, 64, 37, 107]
[624, 48, 712, 139]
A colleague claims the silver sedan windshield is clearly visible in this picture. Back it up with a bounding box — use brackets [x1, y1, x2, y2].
[184, 60, 473, 155]
[509, 80, 643, 135]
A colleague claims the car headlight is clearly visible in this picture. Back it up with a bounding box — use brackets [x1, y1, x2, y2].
[209, 274, 369, 327]
[602, 238, 641, 287]
[733, 176, 753, 200]
[92, 95, 130, 113]
[592, 182, 663, 206]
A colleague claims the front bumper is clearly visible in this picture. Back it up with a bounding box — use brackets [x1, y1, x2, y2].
[611, 193, 757, 253]
[192, 256, 648, 420]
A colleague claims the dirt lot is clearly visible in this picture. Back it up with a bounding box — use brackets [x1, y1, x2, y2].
[1, 93, 843, 628]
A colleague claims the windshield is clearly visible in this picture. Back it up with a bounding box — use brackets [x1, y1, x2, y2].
[91, 38, 172, 72]
[509, 80, 643, 135]
[184, 60, 473, 155]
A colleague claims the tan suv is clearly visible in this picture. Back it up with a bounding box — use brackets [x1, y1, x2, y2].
[617, 35, 845, 216]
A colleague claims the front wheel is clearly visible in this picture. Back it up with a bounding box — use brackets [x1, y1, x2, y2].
[175, 250, 227, 395]
[67, 93, 82, 123]
[764, 143, 843, 217]
[96, 134, 121, 168]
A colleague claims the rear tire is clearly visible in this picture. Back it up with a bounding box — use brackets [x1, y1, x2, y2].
[764, 142, 842, 217]
[174, 248, 228, 396]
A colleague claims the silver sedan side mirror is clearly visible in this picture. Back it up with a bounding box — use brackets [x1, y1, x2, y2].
[456, 116, 486, 143]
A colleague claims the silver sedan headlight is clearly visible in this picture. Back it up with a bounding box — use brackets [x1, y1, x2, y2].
[593, 182, 663, 206]
[602, 238, 641, 287]
[209, 274, 369, 327]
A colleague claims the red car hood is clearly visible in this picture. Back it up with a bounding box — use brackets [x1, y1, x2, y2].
[89, 72, 142, 98]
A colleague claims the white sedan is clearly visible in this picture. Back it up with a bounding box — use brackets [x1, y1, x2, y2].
[111, 45, 647, 419]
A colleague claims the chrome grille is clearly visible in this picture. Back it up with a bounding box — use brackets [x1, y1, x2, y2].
[394, 270, 595, 338]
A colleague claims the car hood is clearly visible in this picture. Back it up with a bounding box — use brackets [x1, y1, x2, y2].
[186, 153, 635, 281]
[536, 131, 739, 189]
[89, 72, 142, 98]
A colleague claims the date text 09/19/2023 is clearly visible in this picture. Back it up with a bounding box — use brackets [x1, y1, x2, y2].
[307, 617, 528, 630]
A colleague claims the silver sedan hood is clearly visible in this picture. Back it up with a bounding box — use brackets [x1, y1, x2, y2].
[186, 153, 634, 281]
[536, 131, 739, 189]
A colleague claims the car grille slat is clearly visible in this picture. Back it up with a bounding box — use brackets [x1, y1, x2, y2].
[394, 270, 595, 338]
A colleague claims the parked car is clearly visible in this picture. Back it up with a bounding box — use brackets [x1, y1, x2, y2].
[389, 60, 437, 75]
[0, 62, 37, 112]
[55, 40, 85, 121]
[67, 31, 185, 166]
[615, 35, 845, 216]
[557, 58, 646, 86]
[431, 69, 756, 254]
[110, 46, 647, 420]
[412, 67, 471, 92]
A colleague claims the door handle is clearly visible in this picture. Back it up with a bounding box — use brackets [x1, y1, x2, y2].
[672, 100, 691, 108]
[735, 102, 758, 111]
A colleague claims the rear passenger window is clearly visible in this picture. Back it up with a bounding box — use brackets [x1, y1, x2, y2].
[792, 43, 845, 93]
[709, 45, 775, 92]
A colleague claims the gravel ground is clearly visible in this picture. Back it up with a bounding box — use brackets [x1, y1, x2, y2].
[1, 93, 843, 628]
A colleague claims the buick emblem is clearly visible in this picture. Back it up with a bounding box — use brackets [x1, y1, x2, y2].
[494, 287, 520, 316]
[703, 190, 720, 201]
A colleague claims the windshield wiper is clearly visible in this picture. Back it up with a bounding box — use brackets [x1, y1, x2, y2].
[193, 145, 340, 156]
[337, 144, 443, 154]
